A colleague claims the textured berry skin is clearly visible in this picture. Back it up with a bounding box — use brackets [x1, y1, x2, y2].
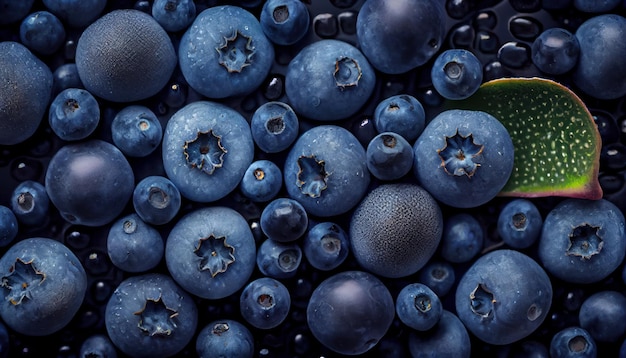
[0, 238, 87, 336]
[373, 94, 426, 142]
[240, 277, 291, 329]
[48, 88, 100, 141]
[440, 213, 484, 263]
[256, 239, 302, 279]
[531, 28, 580, 75]
[431, 49, 483, 100]
[105, 273, 198, 358]
[350, 183, 443, 278]
[303, 222, 349, 271]
[413, 109, 515, 208]
[162, 101, 254, 202]
[260, 0, 310, 45]
[366, 132, 414, 181]
[75, 9, 177, 102]
[550, 327, 597, 358]
[538, 198, 626, 284]
[284, 125, 370, 217]
[132, 176, 181, 225]
[250, 101, 299, 154]
[0, 206, 18, 248]
[579, 290, 626, 343]
[151, 0, 196, 32]
[455, 249, 552, 345]
[107, 214, 164, 273]
[0, 41, 52, 145]
[111, 105, 163, 158]
[497, 199, 543, 249]
[239, 160, 283, 203]
[196, 320, 254, 358]
[165, 207, 256, 299]
[19, 11, 65, 56]
[306, 271, 395, 355]
[408, 310, 471, 358]
[396, 283, 443, 331]
[285, 39, 375, 121]
[10, 181, 49, 227]
[179, 5, 275, 99]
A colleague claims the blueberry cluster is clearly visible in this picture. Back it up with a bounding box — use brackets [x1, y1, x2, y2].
[1, 0, 626, 357]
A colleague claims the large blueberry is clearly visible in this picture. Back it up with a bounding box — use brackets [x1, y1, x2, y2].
[162, 101, 254, 202]
[579, 290, 626, 343]
[408, 310, 471, 358]
[0, 238, 87, 336]
[455, 249, 552, 345]
[165, 207, 256, 299]
[413, 110, 514, 208]
[179, 5, 275, 99]
[285, 39, 375, 121]
[284, 125, 370, 217]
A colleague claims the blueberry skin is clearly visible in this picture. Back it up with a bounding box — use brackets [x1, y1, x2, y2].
[579, 291, 626, 343]
[285, 39, 376, 121]
[455, 249, 552, 345]
[256, 239, 302, 279]
[440, 213, 483, 264]
[107, 214, 164, 273]
[42, 0, 106, 28]
[260, 198, 308, 243]
[239, 160, 283, 203]
[0, 41, 52, 145]
[51, 63, 83, 99]
[417, 261, 456, 298]
[151, 0, 196, 32]
[179, 5, 275, 99]
[396, 283, 443, 331]
[413, 110, 515, 208]
[250, 101, 299, 154]
[19, 11, 65, 56]
[240, 277, 291, 329]
[0, 321, 9, 358]
[531, 28, 580, 75]
[0, 0, 35, 25]
[574, 0, 621, 12]
[284, 125, 370, 217]
[307, 270, 395, 355]
[431, 49, 483, 100]
[356, 0, 446, 74]
[196, 320, 254, 358]
[10, 180, 49, 227]
[573, 14, 626, 100]
[373, 94, 426, 142]
[366, 132, 414, 181]
[0, 206, 18, 248]
[260, 0, 310, 45]
[550, 327, 597, 358]
[0, 238, 87, 336]
[132, 176, 181, 225]
[49, 88, 100, 141]
[111, 105, 163, 158]
[165, 207, 256, 299]
[75, 9, 177, 102]
[350, 183, 443, 278]
[497, 199, 543, 249]
[79, 334, 117, 358]
[408, 310, 471, 358]
[105, 273, 198, 358]
[303, 222, 349, 271]
[45, 139, 134, 226]
[538, 199, 626, 284]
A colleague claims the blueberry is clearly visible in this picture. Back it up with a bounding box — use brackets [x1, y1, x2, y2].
[111, 105, 163, 158]
[260, 0, 310, 45]
[196, 320, 254, 358]
[19, 11, 66, 56]
[550, 327, 597, 358]
[284, 125, 370, 217]
[417, 261, 456, 298]
[165, 207, 256, 299]
[51, 63, 83, 99]
[408, 310, 472, 358]
[574, 0, 621, 12]
[45, 139, 134, 226]
[441, 213, 484, 263]
[350, 183, 443, 278]
[373, 94, 426, 142]
[455, 249, 552, 345]
[132, 176, 181, 225]
[260, 197, 308, 243]
[366, 132, 414, 181]
[579, 290, 626, 343]
[75, 9, 177, 102]
[356, 0, 446, 74]
[79, 334, 117, 358]
[240, 277, 291, 329]
[10, 180, 49, 227]
[431, 49, 483, 100]
[179, 5, 275, 98]
[107, 214, 164, 273]
[48, 88, 100, 141]
[0, 238, 87, 336]
[413, 109, 515, 208]
[497, 199, 543, 249]
[42, 0, 106, 28]
[285, 39, 376, 121]
[531, 28, 580, 75]
[539, 198, 626, 284]
[306, 270, 395, 355]
[239, 160, 283, 203]
[0, 41, 53, 145]
[396, 283, 443, 331]
[0, 206, 18, 248]
[0, 0, 35, 25]
[256, 238, 302, 279]
[105, 273, 198, 357]
[250, 101, 299, 154]
[162, 101, 254, 203]
[151, 0, 196, 32]
[303, 222, 349, 271]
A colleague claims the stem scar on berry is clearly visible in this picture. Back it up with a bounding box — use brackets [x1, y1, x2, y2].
[334, 57, 362, 89]
[1, 258, 46, 306]
[296, 155, 329, 198]
[437, 129, 484, 177]
[183, 129, 227, 175]
[217, 30, 255, 73]
[194, 234, 235, 277]
[566, 223, 603, 260]
[134, 294, 179, 337]
[470, 283, 496, 320]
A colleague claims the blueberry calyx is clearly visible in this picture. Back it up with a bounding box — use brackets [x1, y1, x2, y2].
[148, 187, 170, 209]
[469, 283, 495, 319]
[437, 130, 484, 177]
[194, 234, 235, 277]
[566, 224, 603, 260]
[134, 295, 179, 337]
[568, 335, 589, 353]
[217, 30, 256, 73]
[266, 116, 285, 134]
[321, 235, 341, 255]
[382, 134, 397, 148]
[183, 130, 227, 175]
[123, 218, 137, 234]
[278, 249, 299, 272]
[334, 57, 362, 89]
[1, 258, 46, 306]
[444, 61, 464, 81]
[17, 192, 34, 212]
[273, 5, 289, 23]
[512, 213, 527, 230]
[414, 294, 432, 313]
[212, 322, 230, 335]
[257, 293, 275, 309]
[296, 155, 329, 198]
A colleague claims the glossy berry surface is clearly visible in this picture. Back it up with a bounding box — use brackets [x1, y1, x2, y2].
[373, 94, 426, 142]
[531, 27, 580, 75]
[303, 221, 349, 271]
[111, 105, 163, 158]
[396, 283, 443, 331]
[366, 132, 414, 181]
[260, 0, 310, 45]
[48, 88, 100, 141]
[132, 175, 181, 225]
[19, 11, 65, 56]
[260, 197, 308, 243]
[239, 160, 283, 203]
[107, 214, 164, 273]
[240, 277, 291, 329]
[431, 49, 483, 100]
[9, 180, 49, 227]
[256, 238, 302, 279]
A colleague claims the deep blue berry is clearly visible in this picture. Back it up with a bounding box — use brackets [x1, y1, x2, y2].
[417, 261, 456, 298]
[19, 11, 65, 55]
[440, 213, 484, 264]
[579, 291, 626, 343]
[132, 176, 181, 225]
[10, 180, 49, 227]
[260, 0, 310, 45]
[574, 0, 621, 12]
[0, 0, 35, 25]
[240, 277, 291, 329]
[408, 310, 472, 358]
[196, 320, 254, 358]
[431, 49, 483, 100]
[550, 327, 597, 358]
[111, 105, 163, 158]
[250, 101, 299, 153]
[366, 132, 414, 181]
[303, 222, 349, 271]
[49, 88, 100, 141]
[107, 214, 164, 273]
[239, 160, 283, 203]
[497, 199, 543, 249]
[373, 94, 426, 142]
[0, 207, 18, 248]
[42, 0, 106, 28]
[79, 334, 117, 358]
[151, 0, 196, 32]
[256, 239, 302, 279]
[51, 63, 83, 98]
[531, 28, 580, 75]
[260, 197, 308, 243]
[396, 283, 443, 331]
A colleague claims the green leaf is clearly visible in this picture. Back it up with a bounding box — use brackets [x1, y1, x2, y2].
[444, 77, 602, 199]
